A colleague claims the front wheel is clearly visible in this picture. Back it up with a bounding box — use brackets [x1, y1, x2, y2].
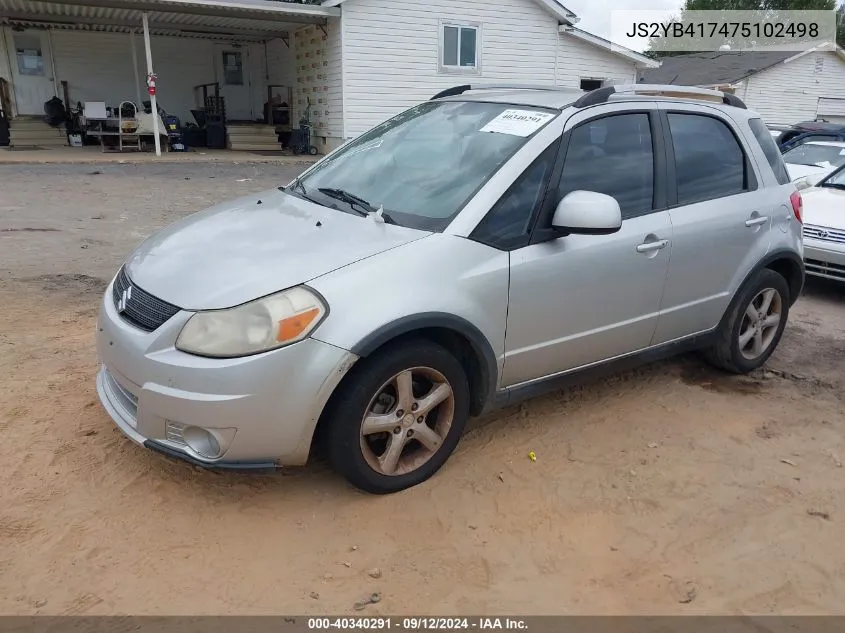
[703, 268, 790, 374]
[324, 340, 470, 494]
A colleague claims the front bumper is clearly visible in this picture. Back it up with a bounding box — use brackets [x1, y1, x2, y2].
[95, 279, 358, 468]
[804, 238, 845, 283]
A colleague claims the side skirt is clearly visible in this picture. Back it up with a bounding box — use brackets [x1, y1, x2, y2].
[489, 331, 717, 411]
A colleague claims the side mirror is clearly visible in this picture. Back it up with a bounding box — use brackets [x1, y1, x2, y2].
[552, 190, 622, 235]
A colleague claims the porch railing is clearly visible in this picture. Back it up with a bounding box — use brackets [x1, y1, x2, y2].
[193, 82, 220, 108]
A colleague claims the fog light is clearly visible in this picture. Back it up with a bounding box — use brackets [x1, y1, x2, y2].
[182, 426, 222, 459]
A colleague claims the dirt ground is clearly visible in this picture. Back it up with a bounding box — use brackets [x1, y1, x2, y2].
[0, 162, 844, 616]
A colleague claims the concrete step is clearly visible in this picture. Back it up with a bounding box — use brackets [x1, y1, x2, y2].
[10, 136, 68, 148]
[227, 133, 280, 146]
[227, 125, 277, 136]
[10, 118, 63, 131]
[10, 128, 66, 140]
[227, 142, 284, 152]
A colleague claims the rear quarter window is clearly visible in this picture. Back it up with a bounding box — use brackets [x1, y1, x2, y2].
[749, 119, 791, 185]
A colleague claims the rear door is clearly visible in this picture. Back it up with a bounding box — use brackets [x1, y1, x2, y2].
[652, 104, 773, 344]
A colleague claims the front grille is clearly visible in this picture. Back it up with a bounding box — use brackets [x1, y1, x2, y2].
[805, 258, 845, 281]
[103, 369, 138, 417]
[112, 266, 180, 332]
[803, 224, 845, 245]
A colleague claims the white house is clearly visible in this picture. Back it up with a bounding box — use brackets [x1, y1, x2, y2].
[0, 0, 658, 151]
[639, 45, 845, 125]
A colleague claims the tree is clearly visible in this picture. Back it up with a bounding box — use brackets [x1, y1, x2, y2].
[646, 0, 844, 56]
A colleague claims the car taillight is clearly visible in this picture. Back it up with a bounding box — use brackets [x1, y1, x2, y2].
[790, 191, 803, 224]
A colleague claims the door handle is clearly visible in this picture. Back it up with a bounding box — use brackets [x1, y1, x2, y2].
[745, 216, 769, 227]
[636, 239, 669, 253]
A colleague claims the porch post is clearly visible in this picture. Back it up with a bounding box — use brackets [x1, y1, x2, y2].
[141, 12, 162, 157]
[129, 30, 143, 107]
[47, 29, 59, 98]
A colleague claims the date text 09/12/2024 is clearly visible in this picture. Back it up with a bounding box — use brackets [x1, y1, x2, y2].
[307, 618, 528, 631]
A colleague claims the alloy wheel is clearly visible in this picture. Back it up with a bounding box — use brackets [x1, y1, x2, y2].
[359, 366, 455, 477]
[738, 288, 783, 360]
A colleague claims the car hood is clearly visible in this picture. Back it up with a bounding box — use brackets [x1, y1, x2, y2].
[801, 186, 845, 230]
[125, 188, 430, 310]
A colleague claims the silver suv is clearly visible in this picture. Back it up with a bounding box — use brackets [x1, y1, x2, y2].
[96, 84, 804, 494]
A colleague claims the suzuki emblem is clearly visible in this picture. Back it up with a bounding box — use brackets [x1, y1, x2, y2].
[118, 286, 133, 313]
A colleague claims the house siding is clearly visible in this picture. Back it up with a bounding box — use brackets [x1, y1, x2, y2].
[326, 16, 344, 145]
[340, 0, 560, 140]
[741, 51, 845, 125]
[556, 32, 639, 88]
[292, 16, 344, 149]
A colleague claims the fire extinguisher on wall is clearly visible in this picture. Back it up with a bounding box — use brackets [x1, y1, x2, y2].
[146, 73, 157, 97]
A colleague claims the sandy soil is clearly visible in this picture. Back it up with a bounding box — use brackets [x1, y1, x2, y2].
[0, 163, 844, 616]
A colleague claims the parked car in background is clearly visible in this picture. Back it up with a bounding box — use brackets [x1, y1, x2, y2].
[800, 163, 845, 283]
[95, 84, 804, 494]
[767, 123, 793, 142]
[778, 123, 845, 152]
[782, 141, 845, 186]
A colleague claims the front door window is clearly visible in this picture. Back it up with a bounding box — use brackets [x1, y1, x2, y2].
[222, 51, 243, 85]
[14, 35, 45, 77]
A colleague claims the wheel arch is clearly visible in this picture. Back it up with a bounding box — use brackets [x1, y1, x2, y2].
[721, 249, 804, 331]
[761, 250, 804, 305]
[348, 313, 499, 417]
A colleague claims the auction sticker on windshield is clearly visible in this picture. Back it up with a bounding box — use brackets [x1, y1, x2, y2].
[480, 109, 556, 137]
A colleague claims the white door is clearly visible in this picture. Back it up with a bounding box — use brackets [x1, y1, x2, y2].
[214, 45, 253, 121]
[11, 30, 56, 115]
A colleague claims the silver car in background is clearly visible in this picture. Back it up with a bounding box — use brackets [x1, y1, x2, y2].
[96, 84, 804, 494]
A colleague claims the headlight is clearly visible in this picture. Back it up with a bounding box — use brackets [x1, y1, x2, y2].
[176, 286, 327, 358]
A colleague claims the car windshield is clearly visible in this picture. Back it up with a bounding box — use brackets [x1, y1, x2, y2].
[292, 100, 558, 231]
[782, 143, 845, 168]
[820, 164, 845, 189]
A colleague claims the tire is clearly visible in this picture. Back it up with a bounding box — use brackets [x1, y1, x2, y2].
[703, 268, 791, 374]
[324, 340, 470, 494]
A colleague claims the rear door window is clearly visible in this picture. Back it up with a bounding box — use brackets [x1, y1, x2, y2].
[749, 118, 791, 185]
[667, 113, 750, 205]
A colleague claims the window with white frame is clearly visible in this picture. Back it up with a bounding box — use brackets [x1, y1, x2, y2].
[440, 22, 480, 72]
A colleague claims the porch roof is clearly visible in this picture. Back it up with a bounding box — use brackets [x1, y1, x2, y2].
[0, 0, 339, 39]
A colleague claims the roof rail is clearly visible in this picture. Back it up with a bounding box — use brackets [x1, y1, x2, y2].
[430, 84, 561, 100]
[572, 84, 748, 110]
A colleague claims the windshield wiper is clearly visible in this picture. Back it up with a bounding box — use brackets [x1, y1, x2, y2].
[285, 179, 321, 204]
[317, 188, 398, 224]
[318, 188, 377, 213]
[821, 182, 845, 190]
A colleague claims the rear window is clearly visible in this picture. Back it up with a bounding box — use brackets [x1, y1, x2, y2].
[749, 118, 791, 185]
